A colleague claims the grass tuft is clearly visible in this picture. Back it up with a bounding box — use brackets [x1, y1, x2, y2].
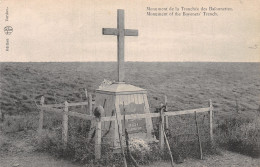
[215, 112, 260, 158]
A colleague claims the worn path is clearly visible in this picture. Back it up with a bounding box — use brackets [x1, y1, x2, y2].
[0, 131, 259, 167]
[0, 150, 259, 167]
[144, 150, 259, 167]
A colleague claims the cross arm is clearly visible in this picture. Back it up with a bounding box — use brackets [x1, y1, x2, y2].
[124, 29, 138, 36]
[102, 28, 118, 35]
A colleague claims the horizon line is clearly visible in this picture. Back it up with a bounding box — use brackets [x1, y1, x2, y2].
[0, 61, 259, 63]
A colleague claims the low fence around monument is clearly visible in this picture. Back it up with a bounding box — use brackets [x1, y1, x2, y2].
[37, 94, 214, 160]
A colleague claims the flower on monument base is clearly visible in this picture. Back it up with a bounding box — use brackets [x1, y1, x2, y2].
[129, 137, 150, 153]
[98, 79, 113, 89]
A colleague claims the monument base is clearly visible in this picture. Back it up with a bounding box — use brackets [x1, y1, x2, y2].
[95, 82, 156, 151]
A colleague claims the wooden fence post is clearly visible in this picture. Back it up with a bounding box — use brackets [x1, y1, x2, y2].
[84, 89, 88, 114]
[88, 93, 92, 115]
[209, 99, 213, 145]
[95, 119, 102, 159]
[38, 96, 45, 136]
[159, 108, 165, 150]
[195, 111, 203, 160]
[164, 95, 169, 129]
[0, 110, 3, 122]
[80, 94, 84, 110]
[235, 98, 239, 113]
[62, 101, 69, 148]
[84, 88, 88, 99]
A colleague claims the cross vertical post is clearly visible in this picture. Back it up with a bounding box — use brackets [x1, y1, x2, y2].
[102, 9, 138, 82]
[117, 9, 125, 82]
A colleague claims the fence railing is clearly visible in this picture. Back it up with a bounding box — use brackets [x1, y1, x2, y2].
[38, 94, 214, 160]
[38, 94, 94, 147]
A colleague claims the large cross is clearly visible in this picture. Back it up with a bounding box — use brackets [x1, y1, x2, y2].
[102, 9, 138, 82]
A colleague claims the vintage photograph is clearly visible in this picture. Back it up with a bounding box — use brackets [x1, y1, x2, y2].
[0, 0, 259, 166]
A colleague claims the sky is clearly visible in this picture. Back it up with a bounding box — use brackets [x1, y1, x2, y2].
[0, 0, 259, 62]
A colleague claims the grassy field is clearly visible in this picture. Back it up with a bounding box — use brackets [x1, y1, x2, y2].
[0, 62, 260, 165]
[1, 62, 259, 114]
